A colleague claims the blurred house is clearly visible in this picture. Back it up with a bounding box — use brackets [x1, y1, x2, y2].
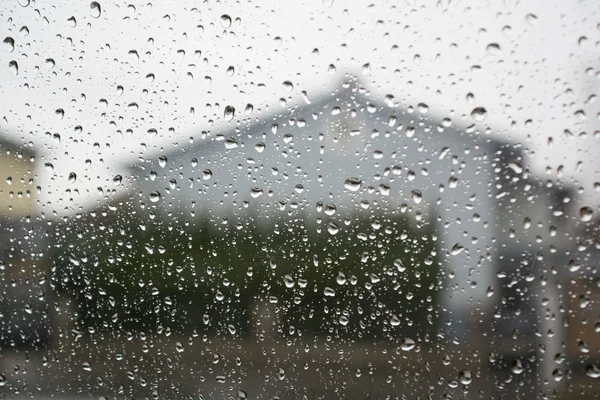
[0, 136, 49, 347]
[123, 77, 576, 389]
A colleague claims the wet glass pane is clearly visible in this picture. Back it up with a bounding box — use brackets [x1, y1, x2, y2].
[0, 0, 599, 399]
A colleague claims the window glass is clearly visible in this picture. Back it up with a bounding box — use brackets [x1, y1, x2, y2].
[0, 0, 599, 399]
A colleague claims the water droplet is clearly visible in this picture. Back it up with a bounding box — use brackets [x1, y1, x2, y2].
[471, 107, 487, 121]
[158, 156, 167, 168]
[113, 175, 122, 186]
[67, 16, 77, 27]
[3, 37, 15, 53]
[282, 80, 294, 92]
[486, 43, 501, 55]
[323, 287, 335, 297]
[458, 370, 472, 385]
[283, 275, 294, 288]
[508, 161, 523, 174]
[586, 364, 600, 378]
[336, 271, 346, 285]
[237, 390, 247, 399]
[411, 190, 422, 204]
[451, 244, 464, 255]
[417, 103, 429, 113]
[17, 0, 30, 7]
[8, 60, 18, 75]
[327, 222, 339, 235]
[400, 338, 415, 351]
[68, 172, 77, 183]
[511, 359, 523, 374]
[568, 259, 581, 272]
[277, 368, 286, 380]
[224, 105, 235, 121]
[250, 187, 263, 198]
[221, 138, 239, 151]
[149, 191, 161, 202]
[202, 169, 212, 180]
[344, 177, 362, 192]
[220, 14, 232, 28]
[580, 206, 594, 222]
[90, 2, 102, 18]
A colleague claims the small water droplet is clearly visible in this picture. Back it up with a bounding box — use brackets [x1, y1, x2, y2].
[68, 172, 77, 183]
[113, 175, 122, 186]
[323, 287, 335, 297]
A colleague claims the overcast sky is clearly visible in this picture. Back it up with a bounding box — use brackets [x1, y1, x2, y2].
[0, 0, 599, 217]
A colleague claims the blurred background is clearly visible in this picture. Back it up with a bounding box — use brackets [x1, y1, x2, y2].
[0, 0, 599, 399]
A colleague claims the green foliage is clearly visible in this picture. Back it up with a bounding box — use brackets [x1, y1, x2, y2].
[52, 201, 439, 341]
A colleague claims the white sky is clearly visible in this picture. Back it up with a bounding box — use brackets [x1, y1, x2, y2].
[0, 0, 599, 217]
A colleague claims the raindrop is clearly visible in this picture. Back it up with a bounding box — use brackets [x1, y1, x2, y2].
[112, 175, 122, 186]
[250, 188, 263, 198]
[511, 360, 523, 375]
[324, 287, 335, 297]
[220, 15, 232, 28]
[458, 370, 472, 385]
[149, 191, 161, 202]
[224, 105, 235, 121]
[580, 206, 593, 222]
[586, 364, 600, 378]
[471, 107, 487, 121]
[282, 80, 294, 92]
[486, 43, 501, 55]
[8, 60, 18, 75]
[158, 156, 167, 168]
[68, 172, 77, 183]
[410, 190, 422, 204]
[67, 16, 77, 27]
[90, 2, 102, 18]
[400, 338, 415, 351]
[327, 222, 340, 235]
[17, 0, 29, 7]
[3, 37, 15, 53]
[344, 177, 362, 192]
[202, 169, 212, 180]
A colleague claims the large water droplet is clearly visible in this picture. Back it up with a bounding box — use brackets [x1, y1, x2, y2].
[471, 107, 487, 121]
[149, 191, 161, 202]
[224, 105, 235, 121]
[8, 60, 18, 75]
[580, 206, 594, 222]
[3, 37, 15, 53]
[90, 2, 102, 18]
[220, 15, 232, 28]
[282, 80, 294, 92]
[344, 177, 362, 192]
